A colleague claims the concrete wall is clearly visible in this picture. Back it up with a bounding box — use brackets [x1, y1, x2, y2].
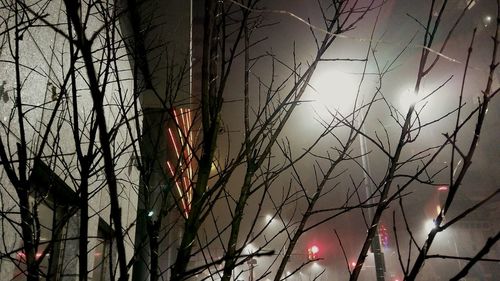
[0, 1, 139, 280]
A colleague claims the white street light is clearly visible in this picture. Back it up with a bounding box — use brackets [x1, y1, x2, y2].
[398, 88, 418, 113]
[309, 68, 357, 116]
[424, 219, 437, 232]
[244, 243, 256, 255]
[265, 214, 274, 224]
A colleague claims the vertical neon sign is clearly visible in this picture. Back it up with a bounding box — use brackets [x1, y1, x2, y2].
[166, 108, 194, 218]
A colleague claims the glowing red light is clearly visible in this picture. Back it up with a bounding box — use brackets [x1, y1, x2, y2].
[379, 224, 389, 247]
[165, 108, 195, 218]
[437, 185, 448, 191]
[307, 245, 320, 260]
[310, 245, 319, 254]
[17, 252, 44, 260]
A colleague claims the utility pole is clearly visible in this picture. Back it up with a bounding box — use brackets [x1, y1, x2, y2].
[247, 258, 257, 281]
[359, 122, 386, 281]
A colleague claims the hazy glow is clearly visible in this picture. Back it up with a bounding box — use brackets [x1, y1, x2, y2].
[398, 88, 418, 112]
[437, 185, 449, 191]
[265, 214, 273, 223]
[484, 15, 492, 27]
[244, 243, 256, 254]
[309, 69, 357, 116]
[311, 261, 321, 269]
[17, 252, 44, 260]
[310, 245, 319, 254]
[425, 219, 437, 232]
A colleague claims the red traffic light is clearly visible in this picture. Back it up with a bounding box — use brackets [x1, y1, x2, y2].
[310, 245, 319, 254]
[307, 245, 320, 260]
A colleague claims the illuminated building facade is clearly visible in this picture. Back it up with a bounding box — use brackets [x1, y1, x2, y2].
[126, 0, 202, 280]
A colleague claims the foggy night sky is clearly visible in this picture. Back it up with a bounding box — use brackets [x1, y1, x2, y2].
[210, 0, 499, 280]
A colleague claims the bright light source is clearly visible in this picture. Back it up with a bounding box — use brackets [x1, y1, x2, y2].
[308, 245, 320, 260]
[265, 214, 273, 223]
[244, 243, 256, 255]
[351, 261, 356, 267]
[17, 252, 45, 260]
[425, 219, 437, 232]
[398, 88, 418, 112]
[147, 211, 154, 217]
[309, 69, 357, 116]
[484, 15, 493, 27]
[310, 245, 319, 254]
[437, 185, 448, 191]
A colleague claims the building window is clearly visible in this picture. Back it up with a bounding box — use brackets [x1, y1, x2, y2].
[11, 160, 78, 280]
[92, 219, 114, 281]
[12, 197, 69, 280]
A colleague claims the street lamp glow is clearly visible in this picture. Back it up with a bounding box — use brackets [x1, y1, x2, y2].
[425, 219, 437, 232]
[399, 88, 418, 112]
[307, 245, 320, 260]
[437, 185, 449, 191]
[310, 245, 319, 255]
[244, 243, 256, 255]
[265, 214, 273, 224]
[484, 15, 492, 27]
[309, 69, 357, 115]
[311, 261, 321, 269]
